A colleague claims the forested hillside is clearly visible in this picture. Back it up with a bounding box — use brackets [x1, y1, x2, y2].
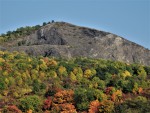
[0, 51, 150, 113]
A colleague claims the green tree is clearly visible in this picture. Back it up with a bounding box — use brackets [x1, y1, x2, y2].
[19, 95, 41, 112]
[43, 22, 47, 26]
[0, 78, 6, 91]
[92, 77, 105, 89]
[99, 100, 114, 113]
[32, 79, 46, 94]
[137, 66, 147, 80]
[74, 88, 89, 111]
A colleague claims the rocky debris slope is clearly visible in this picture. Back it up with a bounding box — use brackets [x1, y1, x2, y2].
[1, 22, 150, 65]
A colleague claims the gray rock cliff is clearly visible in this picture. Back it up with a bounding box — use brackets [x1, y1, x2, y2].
[1, 22, 150, 65]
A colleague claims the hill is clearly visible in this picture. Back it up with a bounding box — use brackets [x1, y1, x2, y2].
[0, 21, 150, 66]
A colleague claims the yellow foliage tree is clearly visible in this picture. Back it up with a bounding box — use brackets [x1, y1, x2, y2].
[47, 70, 57, 78]
[2, 71, 9, 76]
[27, 109, 32, 113]
[58, 66, 67, 78]
[0, 51, 4, 55]
[5, 78, 9, 85]
[84, 69, 92, 78]
[121, 70, 131, 79]
[69, 72, 77, 82]
[16, 76, 23, 86]
[58, 66, 66, 75]
[73, 67, 83, 81]
[49, 59, 58, 67]
[40, 63, 47, 71]
[0, 58, 5, 62]
[39, 59, 48, 71]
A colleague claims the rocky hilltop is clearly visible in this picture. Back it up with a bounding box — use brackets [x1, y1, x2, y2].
[1, 22, 150, 65]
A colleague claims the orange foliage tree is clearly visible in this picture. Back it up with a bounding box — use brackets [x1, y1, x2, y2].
[52, 90, 76, 112]
[53, 90, 74, 104]
[52, 103, 77, 113]
[6, 105, 22, 113]
[111, 90, 122, 102]
[88, 100, 100, 113]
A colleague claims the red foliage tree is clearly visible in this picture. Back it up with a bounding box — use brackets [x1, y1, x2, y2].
[43, 96, 52, 110]
[105, 87, 115, 95]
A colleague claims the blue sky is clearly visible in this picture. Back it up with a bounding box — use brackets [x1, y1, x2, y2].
[0, 0, 150, 49]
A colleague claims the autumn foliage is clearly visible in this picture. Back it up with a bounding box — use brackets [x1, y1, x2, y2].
[99, 100, 114, 113]
[88, 100, 100, 113]
[6, 105, 22, 113]
[43, 97, 52, 110]
[53, 90, 74, 104]
[0, 51, 150, 112]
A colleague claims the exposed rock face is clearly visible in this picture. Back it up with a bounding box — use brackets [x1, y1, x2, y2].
[1, 22, 150, 65]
